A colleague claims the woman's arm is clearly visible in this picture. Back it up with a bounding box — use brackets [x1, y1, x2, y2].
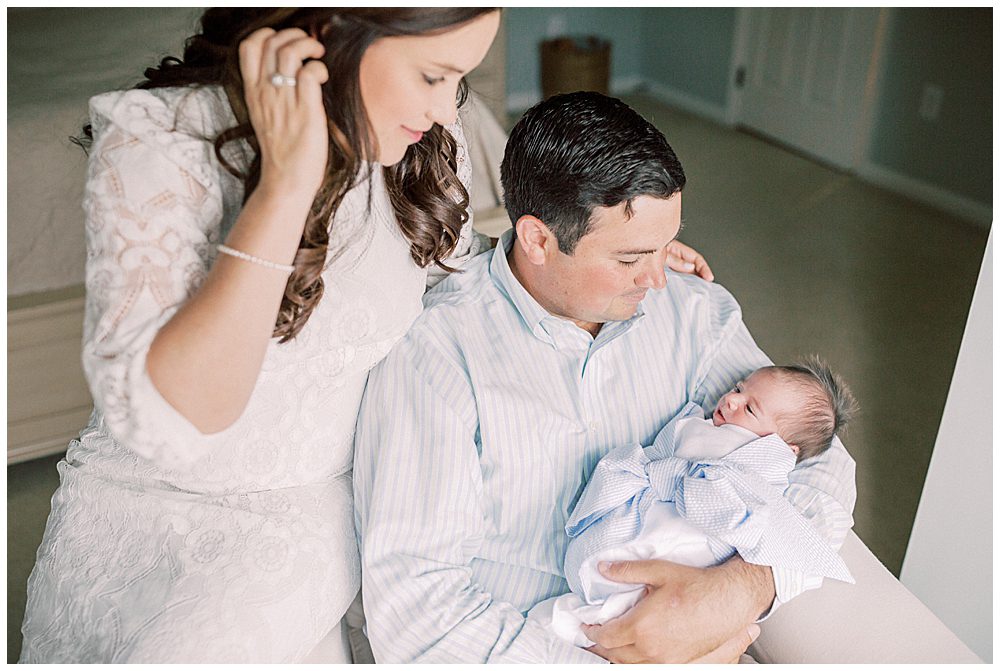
[145, 28, 329, 433]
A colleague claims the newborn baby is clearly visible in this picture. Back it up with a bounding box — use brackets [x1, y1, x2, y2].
[531, 357, 858, 648]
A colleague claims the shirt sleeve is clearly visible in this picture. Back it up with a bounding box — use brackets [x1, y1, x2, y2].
[688, 281, 857, 612]
[426, 117, 488, 290]
[353, 326, 604, 664]
[80, 90, 236, 470]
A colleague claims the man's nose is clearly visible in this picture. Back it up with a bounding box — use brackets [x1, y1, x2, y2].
[636, 259, 667, 290]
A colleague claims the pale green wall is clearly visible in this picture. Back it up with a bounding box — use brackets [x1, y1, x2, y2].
[504, 8, 642, 105]
[638, 8, 736, 109]
[505, 8, 736, 109]
[505, 7, 991, 209]
[867, 8, 991, 204]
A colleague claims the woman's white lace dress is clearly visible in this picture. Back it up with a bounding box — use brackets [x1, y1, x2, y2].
[19, 86, 483, 663]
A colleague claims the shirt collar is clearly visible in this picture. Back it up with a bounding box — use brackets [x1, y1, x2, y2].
[489, 230, 648, 347]
[490, 230, 554, 343]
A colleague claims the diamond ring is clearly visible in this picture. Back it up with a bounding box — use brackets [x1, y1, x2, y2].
[269, 73, 297, 88]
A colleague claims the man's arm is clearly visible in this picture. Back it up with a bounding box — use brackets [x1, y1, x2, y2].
[353, 333, 601, 664]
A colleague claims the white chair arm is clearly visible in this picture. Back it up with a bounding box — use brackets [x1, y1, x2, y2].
[751, 531, 981, 663]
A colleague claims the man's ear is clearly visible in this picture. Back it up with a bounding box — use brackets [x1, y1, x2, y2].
[513, 215, 556, 266]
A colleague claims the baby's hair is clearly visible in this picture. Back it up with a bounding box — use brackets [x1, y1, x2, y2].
[767, 356, 859, 462]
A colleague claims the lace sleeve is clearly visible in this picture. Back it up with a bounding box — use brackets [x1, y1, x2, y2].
[426, 116, 488, 289]
[81, 90, 235, 469]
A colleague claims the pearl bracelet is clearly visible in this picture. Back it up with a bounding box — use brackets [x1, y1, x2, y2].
[217, 244, 295, 274]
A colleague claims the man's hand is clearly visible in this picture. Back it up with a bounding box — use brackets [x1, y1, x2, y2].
[582, 556, 774, 663]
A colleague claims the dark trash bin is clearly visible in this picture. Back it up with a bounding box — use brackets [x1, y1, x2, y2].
[540, 35, 611, 99]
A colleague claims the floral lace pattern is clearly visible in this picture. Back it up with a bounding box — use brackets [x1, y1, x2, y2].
[20, 86, 481, 662]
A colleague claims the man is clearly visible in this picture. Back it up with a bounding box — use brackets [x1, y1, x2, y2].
[353, 92, 856, 663]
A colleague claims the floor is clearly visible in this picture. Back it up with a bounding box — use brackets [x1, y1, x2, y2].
[5, 94, 990, 662]
[7, 453, 62, 663]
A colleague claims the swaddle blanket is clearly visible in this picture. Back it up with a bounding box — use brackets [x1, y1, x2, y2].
[565, 402, 854, 601]
[533, 403, 853, 647]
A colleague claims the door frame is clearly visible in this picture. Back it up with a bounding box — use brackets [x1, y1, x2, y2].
[724, 7, 894, 172]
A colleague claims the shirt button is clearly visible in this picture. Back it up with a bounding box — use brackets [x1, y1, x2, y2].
[589, 421, 599, 432]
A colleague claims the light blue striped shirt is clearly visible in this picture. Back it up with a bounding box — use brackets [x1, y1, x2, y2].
[353, 232, 856, 663]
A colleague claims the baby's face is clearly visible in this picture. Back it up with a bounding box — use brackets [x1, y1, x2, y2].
[712, 369, 801, 451]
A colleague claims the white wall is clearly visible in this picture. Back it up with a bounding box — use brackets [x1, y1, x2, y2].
[899, 231, 992, 662]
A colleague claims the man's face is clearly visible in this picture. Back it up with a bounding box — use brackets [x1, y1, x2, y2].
[541, 193, 683, 334]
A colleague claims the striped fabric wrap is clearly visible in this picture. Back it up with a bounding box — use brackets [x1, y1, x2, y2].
[563, 402, 854, 607]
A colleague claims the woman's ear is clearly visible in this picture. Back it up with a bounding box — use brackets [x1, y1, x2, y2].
[514, 215, 555, 266]
[788, 443, 801, 456]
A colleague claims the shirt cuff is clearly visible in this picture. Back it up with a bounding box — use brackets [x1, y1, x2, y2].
[757, 566, 825, 621]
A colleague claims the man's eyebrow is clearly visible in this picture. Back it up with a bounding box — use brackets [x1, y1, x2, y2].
[611, 227, 685, 256]
[611, 247, 658, 256]
[429, 61, 466, 74]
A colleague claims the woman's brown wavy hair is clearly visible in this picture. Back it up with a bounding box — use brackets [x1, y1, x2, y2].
[136, 8, 496, 342]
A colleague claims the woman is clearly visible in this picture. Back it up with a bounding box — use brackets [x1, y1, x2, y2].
[20, 8, 710, 663]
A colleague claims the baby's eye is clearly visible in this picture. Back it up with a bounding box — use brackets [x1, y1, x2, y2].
[617, 258, 640, 267]
[747, 405, 756, 417]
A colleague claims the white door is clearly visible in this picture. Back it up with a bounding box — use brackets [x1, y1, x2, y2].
[733, 8, 884, 170]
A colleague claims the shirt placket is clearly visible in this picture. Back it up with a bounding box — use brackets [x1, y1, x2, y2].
[578, 319, 640, 470]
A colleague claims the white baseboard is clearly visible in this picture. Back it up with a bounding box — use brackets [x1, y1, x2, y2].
[613, 76, 645, 96]
[642, 80, 730, 126]
[507, 76, 645, 113]
[510, 76, 730, 127]
[856, 161, 993, 230]
[8, 295, 91, 464]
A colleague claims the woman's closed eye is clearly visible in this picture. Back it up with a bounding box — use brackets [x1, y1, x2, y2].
[617, 257, 640, 267]
[422, 73, 445, 85]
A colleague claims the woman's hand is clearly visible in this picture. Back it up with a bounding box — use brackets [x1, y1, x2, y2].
[239, 27, 330, 198]
[666, 239, 714, 282]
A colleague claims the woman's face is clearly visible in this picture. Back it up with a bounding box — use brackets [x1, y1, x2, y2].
[359, 11, 500, 165]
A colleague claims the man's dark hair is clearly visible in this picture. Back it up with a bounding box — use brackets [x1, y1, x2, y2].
[500, 91, 685, 255]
